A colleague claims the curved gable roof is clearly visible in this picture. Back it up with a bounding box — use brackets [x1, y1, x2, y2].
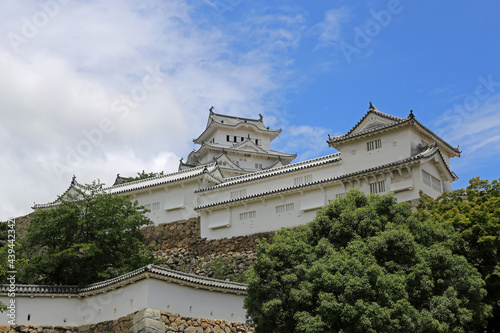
[194, 111, 281, 144]
[328, 103, 461, 157]
[195, 144, 454, 211]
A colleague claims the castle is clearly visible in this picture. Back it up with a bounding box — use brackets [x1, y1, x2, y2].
[2, 103, 461, 330]
[34, 103, 460, 240]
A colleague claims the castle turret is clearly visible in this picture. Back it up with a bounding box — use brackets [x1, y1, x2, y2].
[179, 108, 296, 177]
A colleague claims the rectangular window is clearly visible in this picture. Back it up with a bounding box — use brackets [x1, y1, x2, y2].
[144, 204, 151, 211]
[241, 137, 244, 142]
[234, 136, 237, 142]
[230, 189, 247, 200]
[255, 163, 262, 169]
[240, 211, 256, 220]
[226, 135, 230, 142]
[422, 170, 431, 187]
[294, 174, 313, 186]
[422, 170, 441, 192]
[276, 203, 294, 214]
[255, 139, 259, 145]
[370, 180, 386, 194]
[152, 202, 160, 211]
[367, 139, 382, 151]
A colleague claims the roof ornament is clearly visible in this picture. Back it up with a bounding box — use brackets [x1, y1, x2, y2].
[368, 101, 379, 112]
[209, 106, 214, 114]
[258, 113, 263, 121]
[71, 175, 77, 185]
[408, 110, 415, 119]
[179, 157, 184, 163]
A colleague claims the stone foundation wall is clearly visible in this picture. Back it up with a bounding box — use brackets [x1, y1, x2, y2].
[143, 218, 274, 280]
[1, 308, 253, 333]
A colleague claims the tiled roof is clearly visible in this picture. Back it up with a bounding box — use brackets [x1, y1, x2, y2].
[328, 110, 461, 156]
[196, 153, 342, 193]
[33, 164, 222, 208]
[195, 142, 297, 159]
[0, 265, 247, 296]
[103, 163, 220, 194]
[195, 144, 449, 210]
[344, 102, 405, 137]
[194, 111, 281, 144]
[209, 112, 271, 131]
[32, 176, 88, 209]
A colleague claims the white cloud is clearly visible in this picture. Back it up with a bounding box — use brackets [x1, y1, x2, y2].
[433, 94, 500, 179]
[313, 8, 349, 49]
[0, 0, 308, 220]
[276, 125, 332, 161]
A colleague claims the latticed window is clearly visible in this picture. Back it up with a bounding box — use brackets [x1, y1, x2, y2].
[422, 170, 441, 192]
[370, 180, 385, 194]
[240, 211, 256, 220]
[231, 189, 247, 200]
[367, 139, 382, 151]
[294, 174, 313, 186]
[276, 203, 294, 214]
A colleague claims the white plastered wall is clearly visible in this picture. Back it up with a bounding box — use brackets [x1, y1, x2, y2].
[0, 278, 246, 326]
[339, 127, 411, 174]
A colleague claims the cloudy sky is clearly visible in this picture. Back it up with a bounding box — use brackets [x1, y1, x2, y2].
[1, 0, 499, 220]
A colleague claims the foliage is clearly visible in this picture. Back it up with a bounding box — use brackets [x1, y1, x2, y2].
[124, 170, 165, 183]
[417, 177, 500, 330]
[21, 181, 157, 286]
[245, 189, 491, 333]
[205, 256, 249, 283]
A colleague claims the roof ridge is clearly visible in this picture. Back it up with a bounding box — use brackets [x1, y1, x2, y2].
[0, 264, 247, 295]
[105, 163, 217, 190]
[212, 112, 262, 123]
[343, 103, 404, 137]
[195, 146, 443, 210]
[197, 152, 341, 193]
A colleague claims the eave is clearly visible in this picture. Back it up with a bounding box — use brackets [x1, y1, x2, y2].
[195, 145, 452, 211]
[194, 112, 282, 144]
[0, 265, 247, 298]
[328, 116, 461, 158]
[196, 153, 342, 194]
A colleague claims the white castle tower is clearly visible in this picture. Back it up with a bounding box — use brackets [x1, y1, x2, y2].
[179, 108, 296, 177]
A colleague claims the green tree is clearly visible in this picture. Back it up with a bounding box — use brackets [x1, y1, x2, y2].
[245, 190, 491, 333]
[124, 170, 165, 183]
[21, 181, 156, 286]
[417, 177, 500, 331]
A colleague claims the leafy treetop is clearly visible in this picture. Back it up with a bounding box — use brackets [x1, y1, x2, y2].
[124, 170, 165, 183]
[245, 189, 491, 333]
[21, 181, 157, 286]
[417, 177, 500, 331]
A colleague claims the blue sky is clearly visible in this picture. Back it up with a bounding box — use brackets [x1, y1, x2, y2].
[0, 0, 499, 220]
